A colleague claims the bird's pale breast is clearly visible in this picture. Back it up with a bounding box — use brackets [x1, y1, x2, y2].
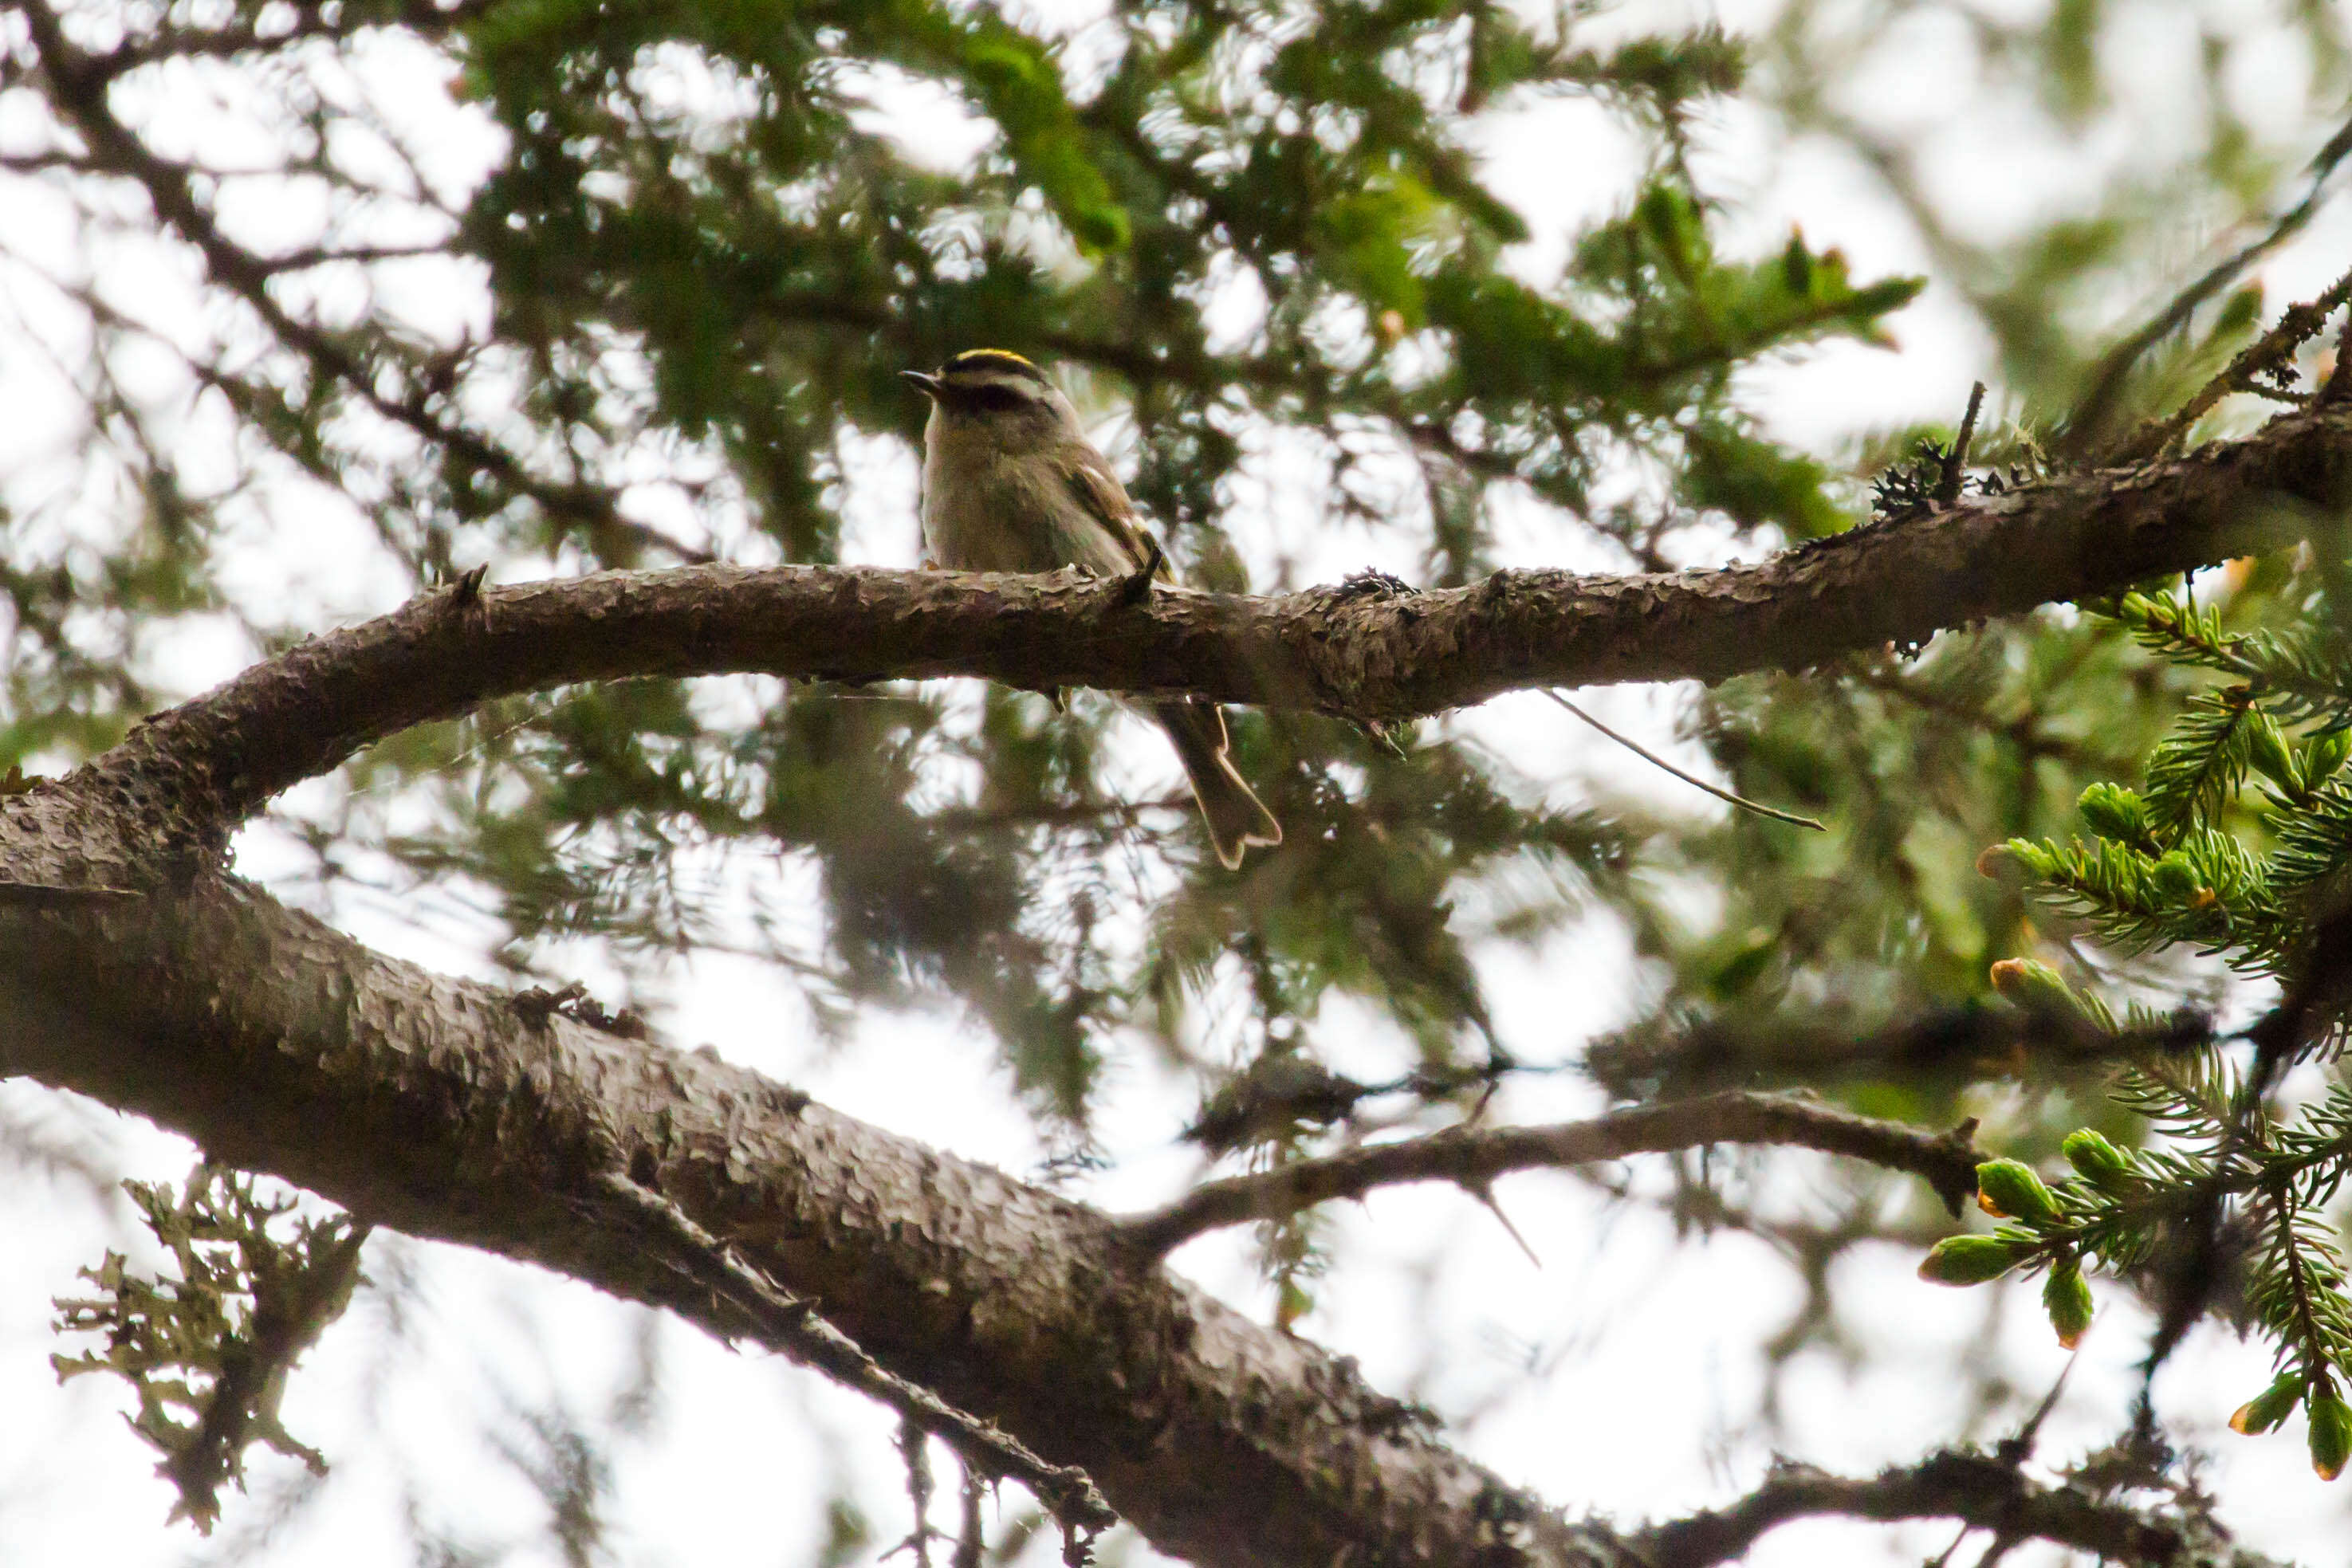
[922, 415, 1135, 576]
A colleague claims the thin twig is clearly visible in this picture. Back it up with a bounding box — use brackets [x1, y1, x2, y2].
[895, 1417, 937, 1568]
[2063, 125, 2352, 458]
[1546, 690, 1824, 829]
[951, 1470, 987, 1568]
[2116, 261, 2352, 463]
[1923, 1523, 1974, 1568]
[1637, 1448, 2283, 1568]
[1936, 383, 1987, 506]
[1115, 1091, 1983, 1256]
[587, 1172, 1116, 1539]
[1996, 1352, 2079, 1464]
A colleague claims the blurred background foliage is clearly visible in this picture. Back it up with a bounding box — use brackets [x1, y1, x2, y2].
[4, 0, 2348, 1212]
[5, 0, 2352, 1552]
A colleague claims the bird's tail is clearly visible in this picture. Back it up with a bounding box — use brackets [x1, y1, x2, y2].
[1149, 699, 1282, 870]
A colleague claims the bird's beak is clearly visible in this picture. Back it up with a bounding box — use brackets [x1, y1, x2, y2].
[901, 369, 942, 398]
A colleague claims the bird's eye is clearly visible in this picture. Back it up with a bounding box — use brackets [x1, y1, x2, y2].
[965, 383, 1031, 411]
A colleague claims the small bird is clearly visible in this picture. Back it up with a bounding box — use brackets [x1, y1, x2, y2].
[903, 348, 1281, 868]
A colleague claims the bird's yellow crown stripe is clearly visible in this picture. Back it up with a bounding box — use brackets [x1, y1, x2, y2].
[944, 348, 1045, 379]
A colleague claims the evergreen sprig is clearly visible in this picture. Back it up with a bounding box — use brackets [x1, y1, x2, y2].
[1945, 563, 2352, 1479]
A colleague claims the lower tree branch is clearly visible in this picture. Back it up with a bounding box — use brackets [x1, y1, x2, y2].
[0, 823, 1630, 1567]
[1585, 1003, 2207, 1098]
[1116, 1091, 1988, 1257]
[1637, 1450, 2286, 1568]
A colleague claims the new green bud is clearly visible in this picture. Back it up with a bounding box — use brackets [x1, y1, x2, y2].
[2076, 782, 2151, 845]
[1917, 1234, 2031, 1287]
[2308, 1389, 2351, 1481]
[1976, 1159, 2059, 1224]
[2230, 1373, 2304, 1436]
[2305, 729, 2352, 789]
[2247, 714, 2300, 794]
[2060, 1129, 2134, 1193]
[1988, 958, 2075, 1015]
[1984, 838, 2059, 880]
[2040, 1257, 2093, 1348]
[2149, 852, 2204, 904]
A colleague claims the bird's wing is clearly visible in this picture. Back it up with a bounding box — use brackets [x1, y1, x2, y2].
[1058, 449, 1174, 581]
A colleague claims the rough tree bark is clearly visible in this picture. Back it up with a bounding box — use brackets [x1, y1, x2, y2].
[2, 402, 2342, 1566]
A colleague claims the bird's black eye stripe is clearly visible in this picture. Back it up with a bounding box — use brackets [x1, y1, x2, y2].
[963, 383, 1031, 411]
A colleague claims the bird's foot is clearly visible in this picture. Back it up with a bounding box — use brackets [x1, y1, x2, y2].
[1118, 536, 1166, 606]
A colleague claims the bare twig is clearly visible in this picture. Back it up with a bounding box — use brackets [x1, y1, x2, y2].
[1638, 1449, 2285, 1568]
[586, 1172, 1116, 1542]
[1115, 1091, 1985, 1257]
[1996, 1354, 2079, 1465]
[1936, 382, 1987, 506]
[1545, 690, 1824, 829]
[1585, 1002, 2209, 1098]
[895, 1417, 937, 1568]
[951, 1470, 987, 1568]
[2115, 262, 2352, 463]
[2063, 123, 2352, 458]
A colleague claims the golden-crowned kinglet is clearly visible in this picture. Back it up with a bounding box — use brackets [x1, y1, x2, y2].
[903, 349, 1280, 868]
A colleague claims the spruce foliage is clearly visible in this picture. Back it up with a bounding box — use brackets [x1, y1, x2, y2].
[1963, 574, 2352, 1477]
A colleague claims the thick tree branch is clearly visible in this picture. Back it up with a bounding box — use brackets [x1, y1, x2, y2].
[99, 399, 2352, 827]
[0, 826, 1628, 1568]
[1638, 1451, 2286, 1568]
[1115, 1092, 1988, 1257]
